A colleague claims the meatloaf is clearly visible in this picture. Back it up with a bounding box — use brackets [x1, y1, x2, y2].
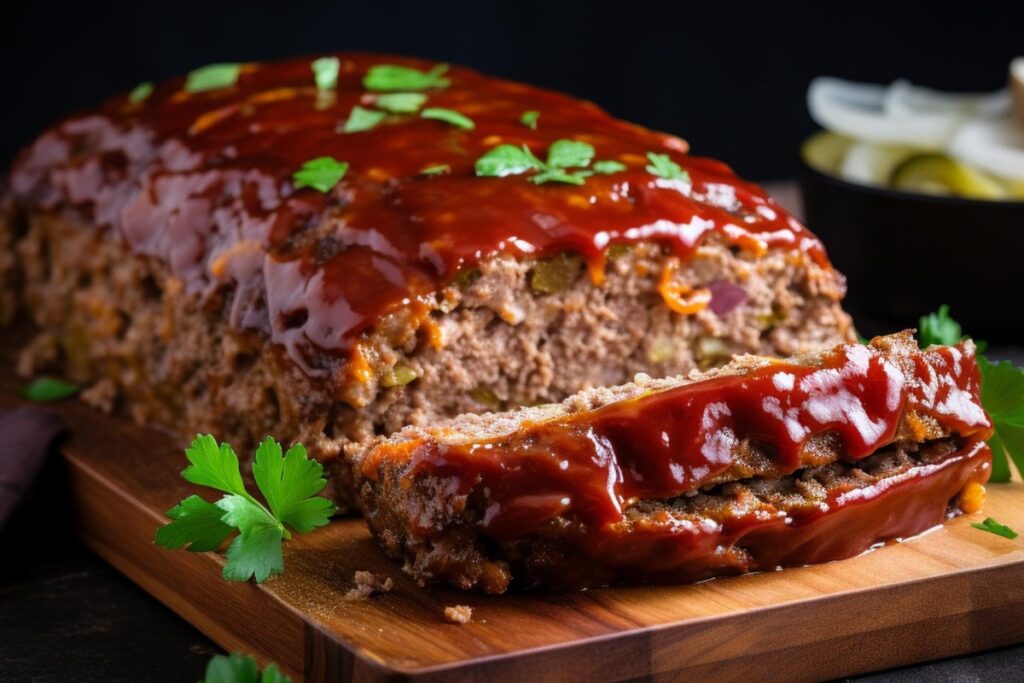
[1, 54, 854, 508]
[356, 332, 993, 592]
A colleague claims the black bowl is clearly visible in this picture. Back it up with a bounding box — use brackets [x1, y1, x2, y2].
[799, 159, 1024, 342]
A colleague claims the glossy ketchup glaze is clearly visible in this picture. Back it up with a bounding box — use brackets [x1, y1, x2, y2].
[9, 53, 829, 367]
[374, 338, 992, 538]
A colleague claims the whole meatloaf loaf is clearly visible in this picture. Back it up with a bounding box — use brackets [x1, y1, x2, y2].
[0, 54, 854, 507]
[356, 333, 993, 592]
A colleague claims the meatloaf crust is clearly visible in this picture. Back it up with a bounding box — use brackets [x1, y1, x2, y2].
[356, 333, 993, 592]
[1, 54, 855, 508]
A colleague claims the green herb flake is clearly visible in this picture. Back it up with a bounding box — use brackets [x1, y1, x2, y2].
[128, 81, 154, 104]
[342, 105, 386, 133]
[311, 56, 340, 91]
[529, 168, 591, 186]
[155, 435, 337, 583]
[420, 107, 475, 130]
[918, 304, 962, 347]
[545, 140, 595, 169]
[420, 164, 451, 176]
[23, 377, 79, 402]
[203, 652, 291, 683]
[971, 517, 1018, 539]
[592, 160, 626, 175]
[292, 156, 349, 194]
[475, 144, 544, 177]
[374, 92, 428, 114]
[646, 152, 690, 182]
[363, 63, 450, 92]
[520, 110, 540, 129]
[185, 63, 241, 93]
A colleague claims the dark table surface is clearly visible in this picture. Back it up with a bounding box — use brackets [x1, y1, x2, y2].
[3, 185, 1024, 681]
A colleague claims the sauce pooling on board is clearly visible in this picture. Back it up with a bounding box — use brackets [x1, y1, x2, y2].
[10, 53, 830, 367]
[368, 339, 992, 537]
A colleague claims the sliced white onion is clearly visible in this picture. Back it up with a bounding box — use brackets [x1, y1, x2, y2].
[947, 119, 1024, 180]
[839, 142, 915, 185]
[810, 78, 960, 148]
[883, 79, 1010, 118]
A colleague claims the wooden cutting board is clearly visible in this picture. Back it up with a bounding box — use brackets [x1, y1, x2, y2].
[4, 363, 1024, 682]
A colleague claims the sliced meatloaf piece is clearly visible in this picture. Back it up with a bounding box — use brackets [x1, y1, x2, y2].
[356, 333, 993, 592]
[1, 53, 854, 508]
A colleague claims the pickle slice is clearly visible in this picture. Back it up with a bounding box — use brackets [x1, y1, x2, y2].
[800, 131, 853, 174]
[889, 153, 1009, 199]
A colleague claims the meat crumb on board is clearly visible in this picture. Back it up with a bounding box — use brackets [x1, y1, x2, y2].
[344, 571, 393, 601]
[443, 605, 473, 624]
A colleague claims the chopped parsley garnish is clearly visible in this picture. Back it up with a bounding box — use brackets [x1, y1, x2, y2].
[646, 152, 690, 182]
[592, 160, 627, 174]
[916, 306, 1024, 483]
[291, 156, 349, 193]
[311, 56, 340, 91]
[342, 105, 386, 133]
[23, 377, 79, 402]
[421, 107, 475, 130]
[185, 63, 241, 93]
[375, 92, 428, 114]
[128, 81, 154, 104]
[971, 517, 1018, 539]
[520, 110, 540, 129]
[363, 64, 450, 92]
[420, 164, 451, 176]
[155, 435, 336, 583]
[203, 652, 290, 683]
[918, 304, 962, 347]
[476, 139, 625, 186]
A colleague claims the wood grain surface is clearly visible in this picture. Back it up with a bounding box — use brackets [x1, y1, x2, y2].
[4, 357, 1024, 682]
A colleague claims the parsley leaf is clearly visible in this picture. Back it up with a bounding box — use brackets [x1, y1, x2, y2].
[546, 140, 595, 169]
[476, 140, 601, 185]
[363, 64, 450, 92]
[155, 435, 337, 583]
[971, 517, 1018, 539]
[154, 495, 234, 552]
[342, 106, 385, 133]
[520, 110, 540, 129]
[919, 304, 962, 347]
[375, 92, 427, 113]
[128, 81, 154, 104]
[23, 377, 78, 402]
[203, 652, 291, 683]
[421, 107, 475, 130]
[475, 144, 544, 177]
[979, 355, 1024, 482]
[420, 164, 451, 176]
[646, 152, 690, 182]
[185, 63, 241, 93]
[292, 157, 349, 193]
[311, 56, 340, 91]
[592, 160, 626, 174]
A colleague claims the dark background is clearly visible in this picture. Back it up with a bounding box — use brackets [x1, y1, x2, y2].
[3, 1, 1023, 180]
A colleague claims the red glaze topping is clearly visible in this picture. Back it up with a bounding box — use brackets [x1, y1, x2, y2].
[8, 53, 829, 367]
[369, 338, 992, 537]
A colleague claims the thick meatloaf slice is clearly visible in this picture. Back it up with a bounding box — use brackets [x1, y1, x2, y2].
[355, 333, 993, 592]
[1, 54, 854, 509]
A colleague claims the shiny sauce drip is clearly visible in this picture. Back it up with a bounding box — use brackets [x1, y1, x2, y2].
[10, 53, 829, 366]
[392, 341, 992, 537]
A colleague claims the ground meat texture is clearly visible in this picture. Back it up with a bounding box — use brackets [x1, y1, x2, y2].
[3, 209, 852, 509]
[355, 335, 992, 592]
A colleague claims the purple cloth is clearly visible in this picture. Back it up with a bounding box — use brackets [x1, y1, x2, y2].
[0, 407, 67, 528]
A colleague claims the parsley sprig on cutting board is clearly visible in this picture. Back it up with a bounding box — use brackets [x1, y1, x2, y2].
[918, 305, 1024, 483]
[155, 435, 336, 583]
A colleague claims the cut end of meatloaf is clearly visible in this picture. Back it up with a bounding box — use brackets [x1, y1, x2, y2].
[355, 334, 993, 592]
